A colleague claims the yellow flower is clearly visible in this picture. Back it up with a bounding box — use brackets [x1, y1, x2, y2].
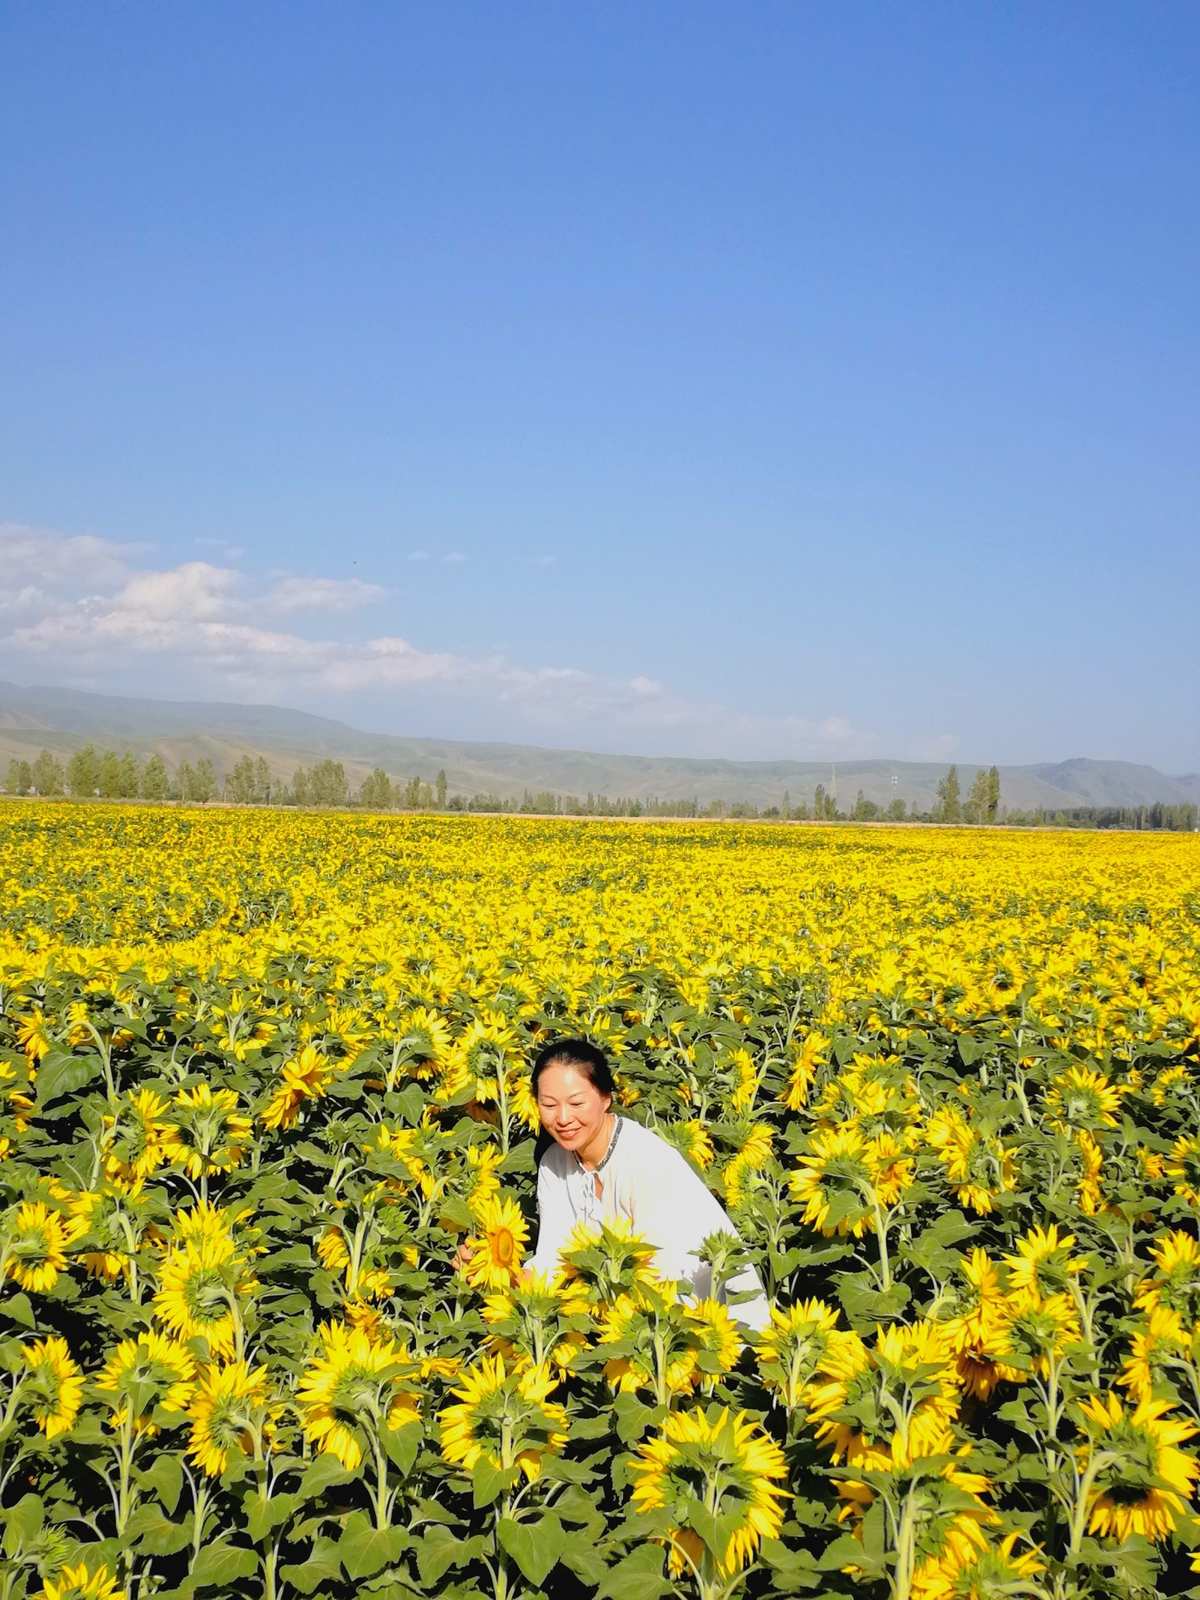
[296, 1319, 420, 1470]
[95, 1330, 194, 1432]
[153, 1231, 252, 1358]
[806, 1321, 960, 1470]
[261, 1044, 332, 1130]
[1044, 1064, 1125, 1132]
[3, 1200, 86, 1293]
[38, 1560, 126, 1600]
[22, 1337, 84, 1440]
[629, 1407, 787, 1578]
[790, 1127, 876, 1237]
[438, 1354, 567, 1483]
[186, 1360, 276, 1477]
[1002, 1224, 1087, 1307]
[1164, 1134, 1200, 1209]
[160, 1082, 251, 1178]
[755, 1297, 844, 1410]
[1076, 1393, 1200, 1542]
[461, 1192, 529, 1292]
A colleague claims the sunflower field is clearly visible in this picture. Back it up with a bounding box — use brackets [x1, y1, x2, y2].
[1, 803, 1199, 1600]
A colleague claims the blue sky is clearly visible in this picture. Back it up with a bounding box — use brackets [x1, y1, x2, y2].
[2, 2, 1197, 769]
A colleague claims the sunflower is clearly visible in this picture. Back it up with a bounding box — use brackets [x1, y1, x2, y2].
[1164, 1135, 1200, 1210]
[755, 1297, 844, 1410]
[186, 1360, 277, 1477]
[95, 1330, 195, 1433]
[806, 1321, 960, 1470]
[160, 1083, 252, 1179]
[783, 1031, 829, 1112]
[660, 1119, 715, 1171]
[261, 1044, 332, 1130]
[438, 1354, 567, 1483]
[3, 1200, 86, 1292]
[461, 1192, 529, 1292]
[1004, 1292, 1082, 1380]
[1076, 1129, 1105, 1216]
[1133, 1230, 1200, 1320]
[868, 1131, 915, 1205]
[22, 1337, 84, 1440]
[15, 1008, 54, 1061]
[925, 1105, 1016, 1214]
[723, 1123, 775, 1209]
[597, 1287, 699, 1399]
[296, 1319, 420, 1471]
[629, 1407, 788, 1579]
[1002, 1224, 1087, 1307]
[1076, 1393, 1200, 1542]
[101, 1087, 170, 1186]
[911, 1528, 1043, 1600]
[153, 1233, 250, 1358]
[941, 1250, 1016, 1401]
[790, 1127, 877, 1237]
[1118, 1307, 1188, 1402]
[1043, 1064, 1125, 1132]
[316, 1224, 393, 1301]
[482, 1269, 592, 1372]
[37, 1561, 126, 1600]
[685, 1299, 742, 1391]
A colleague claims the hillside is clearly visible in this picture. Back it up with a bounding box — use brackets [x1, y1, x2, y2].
[1, 681, 1196, 812]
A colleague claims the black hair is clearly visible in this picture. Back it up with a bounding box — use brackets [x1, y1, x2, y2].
[531, 1037, 616, 1097]
[531, 1039, 617, 1164]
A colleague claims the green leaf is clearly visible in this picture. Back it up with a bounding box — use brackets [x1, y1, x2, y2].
[381, 1419, 421, 1477]
[414, 1526, 486, 1587]
[472, 1455, 518, 1508]
[138, 1450, 183, 1514]
[296, 1452, 354, 1503]
[613, 1391, 657, 1443]
[281, 1537, 344, 1595]
[244, 1489, 299, 1542]
[497, 1513, 565, 1587]
[35, 1052, 101, 1105]
[595, 1543, 671, 1600]
[188, 1538, 259, 1590]
[2, 1493, 43, 1556]
[1, 1292, 36, 1330]
[338, 1513, 407, 1580]
[125, 1505, 191, 1557]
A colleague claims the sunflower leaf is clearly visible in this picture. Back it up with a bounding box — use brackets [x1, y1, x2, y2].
[497, 1511, 564, 1586]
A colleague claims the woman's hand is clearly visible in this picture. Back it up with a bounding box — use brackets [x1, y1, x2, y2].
[452, 1238, 474, 1273]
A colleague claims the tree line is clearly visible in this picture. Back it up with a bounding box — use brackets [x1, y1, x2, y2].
[4, 749, 1195, 830]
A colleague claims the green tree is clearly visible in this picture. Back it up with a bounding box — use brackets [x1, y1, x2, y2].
[97, 750, 123, 799]
[117, 753, 140, 797]
[309, 760, 348, 807]
[936, 765, 962, 823]
[986, 765, 1001, 822]
[68, 744, 101, 798]
[435, 768, 447, 809]
[253, 756, 272, 804]
[226, 756, 257, 804]
[191, 758, 217, 803]
[30, 750, 65, 796]
[887, 796, 907, 822]
[964, 768, 991, 824]
[360, 768, 394, 810]
[290, 766, 311, 806]
[5, 758, 32, 795]
[141, 754, 170, 801]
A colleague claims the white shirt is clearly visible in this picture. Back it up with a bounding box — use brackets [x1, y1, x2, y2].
[531, 1115, 772, 1331]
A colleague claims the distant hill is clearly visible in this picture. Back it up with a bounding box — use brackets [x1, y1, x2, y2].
[1, 680, 1197, 812]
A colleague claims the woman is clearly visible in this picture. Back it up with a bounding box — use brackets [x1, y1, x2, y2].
[528, 1037, 772, 1331]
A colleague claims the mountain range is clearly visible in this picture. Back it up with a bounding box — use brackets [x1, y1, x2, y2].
[1, 680, 1197, 812]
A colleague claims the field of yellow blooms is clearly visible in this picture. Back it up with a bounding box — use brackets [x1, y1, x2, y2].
[1, 803, 1200, 1600]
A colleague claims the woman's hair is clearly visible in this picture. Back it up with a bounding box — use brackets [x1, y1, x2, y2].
[531, 1037, 616, 1097]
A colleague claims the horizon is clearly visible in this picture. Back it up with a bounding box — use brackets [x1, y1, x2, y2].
[1, 676, 1195, 780]
[3, 4, 1197, 771]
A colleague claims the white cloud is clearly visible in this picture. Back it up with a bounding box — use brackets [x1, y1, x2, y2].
[267, 576, 386, 614]
[442, 551, 467, 565]
[407, 550, 431, 562]
[0, 523, 879, 759]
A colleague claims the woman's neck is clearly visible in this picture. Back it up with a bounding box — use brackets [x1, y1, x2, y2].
[575, 1111, 615, 1172]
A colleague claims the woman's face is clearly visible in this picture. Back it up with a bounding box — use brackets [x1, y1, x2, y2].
[535, 1062, 612, 1155]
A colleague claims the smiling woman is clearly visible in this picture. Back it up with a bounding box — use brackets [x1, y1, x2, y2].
[529, 1038, 772, 1331]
